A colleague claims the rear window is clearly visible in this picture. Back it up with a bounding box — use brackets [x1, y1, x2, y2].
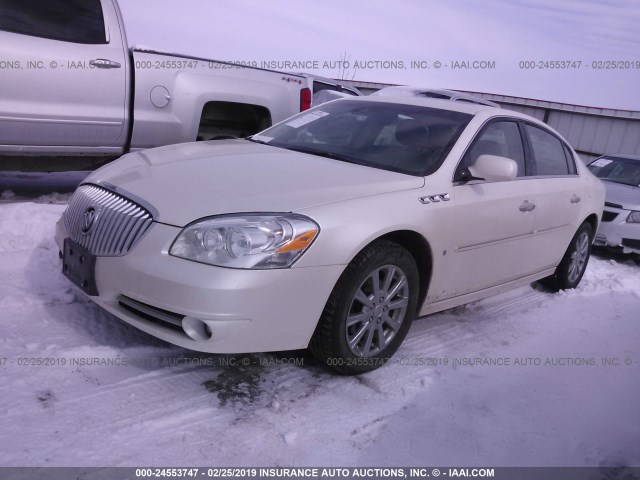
[0, 0, 106, 44]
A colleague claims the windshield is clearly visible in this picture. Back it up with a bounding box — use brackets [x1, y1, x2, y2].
[251, 100, 472, 176]
[587, 156, 640, 187]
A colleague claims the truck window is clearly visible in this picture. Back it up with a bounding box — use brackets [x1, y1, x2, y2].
[0, 0, 106, 44]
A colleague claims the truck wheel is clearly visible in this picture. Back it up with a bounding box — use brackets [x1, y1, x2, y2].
[310, 240, 419, 375]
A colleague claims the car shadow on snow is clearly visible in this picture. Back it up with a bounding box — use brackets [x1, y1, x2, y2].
[530, 246, 639, 295]
[591, 246, 640, 266]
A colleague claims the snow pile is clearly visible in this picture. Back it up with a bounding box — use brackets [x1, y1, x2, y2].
[0, 201, 638, 467]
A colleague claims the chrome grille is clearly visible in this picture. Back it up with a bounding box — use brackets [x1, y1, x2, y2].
[64, 184, 154, 256]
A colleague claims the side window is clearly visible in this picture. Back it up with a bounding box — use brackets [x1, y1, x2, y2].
[0, 0, 106, 44]
[461, 121, 526, 177]
[525, 124, 570, 176]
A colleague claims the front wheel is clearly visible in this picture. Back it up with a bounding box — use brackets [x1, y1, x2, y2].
[309, 240, 419, 375]
[544, 222, 593, 291]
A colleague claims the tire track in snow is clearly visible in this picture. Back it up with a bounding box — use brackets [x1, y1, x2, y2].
[374, 286, 552, 391]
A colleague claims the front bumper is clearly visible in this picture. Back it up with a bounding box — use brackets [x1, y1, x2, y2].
[594, 207, 640, 254]
[56, 217, 344, 353]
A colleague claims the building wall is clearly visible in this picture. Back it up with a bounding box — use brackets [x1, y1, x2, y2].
[463, 92, 640, 163]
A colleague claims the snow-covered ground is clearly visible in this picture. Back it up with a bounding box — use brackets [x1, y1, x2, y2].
[0, 199, 638, 467]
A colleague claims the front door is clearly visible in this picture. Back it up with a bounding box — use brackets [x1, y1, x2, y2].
[0, 0, 127, 148]
[444, 120, 539, 297]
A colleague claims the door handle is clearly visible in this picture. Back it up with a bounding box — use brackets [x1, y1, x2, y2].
[570, 194, 581, 204]
[519, 200, 536, 212]
[90, 58, 121, 69]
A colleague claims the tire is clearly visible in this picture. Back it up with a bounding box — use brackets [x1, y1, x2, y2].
[309, 240, 419, 375]
[543, 222, 593, 291]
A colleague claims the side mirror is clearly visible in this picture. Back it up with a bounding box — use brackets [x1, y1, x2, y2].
[469, 154, 518, 182]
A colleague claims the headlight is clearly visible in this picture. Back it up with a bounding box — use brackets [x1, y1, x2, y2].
[627, 211, 640, 223]
[169, 214, 319, 269]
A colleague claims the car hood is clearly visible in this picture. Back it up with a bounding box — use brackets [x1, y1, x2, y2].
[602, 180, 640, 210]
[85, 140, 425, 226]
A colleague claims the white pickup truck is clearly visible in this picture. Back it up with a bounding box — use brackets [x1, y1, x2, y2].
[0, 0, 359, 165]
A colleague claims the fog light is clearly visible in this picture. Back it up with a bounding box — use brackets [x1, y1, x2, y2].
[182, 316, 214, 341]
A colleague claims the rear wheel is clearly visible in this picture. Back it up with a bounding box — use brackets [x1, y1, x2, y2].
[310, 240, 419, 375]
[544, 222, 593, 291]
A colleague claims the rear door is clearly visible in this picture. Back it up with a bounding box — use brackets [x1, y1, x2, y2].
[522, 123, 584, 270]
[0, 0, 127, 149]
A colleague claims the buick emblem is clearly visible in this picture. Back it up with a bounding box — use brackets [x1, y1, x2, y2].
[81, 207, 97, 234]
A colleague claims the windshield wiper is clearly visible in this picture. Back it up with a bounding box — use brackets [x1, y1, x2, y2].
[278, 145, 360, 164]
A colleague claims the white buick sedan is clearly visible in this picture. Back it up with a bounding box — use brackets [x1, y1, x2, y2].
[56, 97, 604, 374]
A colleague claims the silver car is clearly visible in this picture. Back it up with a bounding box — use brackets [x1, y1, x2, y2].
[587, 155, 640, 254]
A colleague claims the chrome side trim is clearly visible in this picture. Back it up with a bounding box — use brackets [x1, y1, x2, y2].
[420, 193, 450, 204]
[0, 115, 122, 126]
[455, 231, 535, 251]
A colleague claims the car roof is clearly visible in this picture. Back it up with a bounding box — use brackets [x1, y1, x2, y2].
[340, 95, 513, 116]
[329, 96, 559, 138]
